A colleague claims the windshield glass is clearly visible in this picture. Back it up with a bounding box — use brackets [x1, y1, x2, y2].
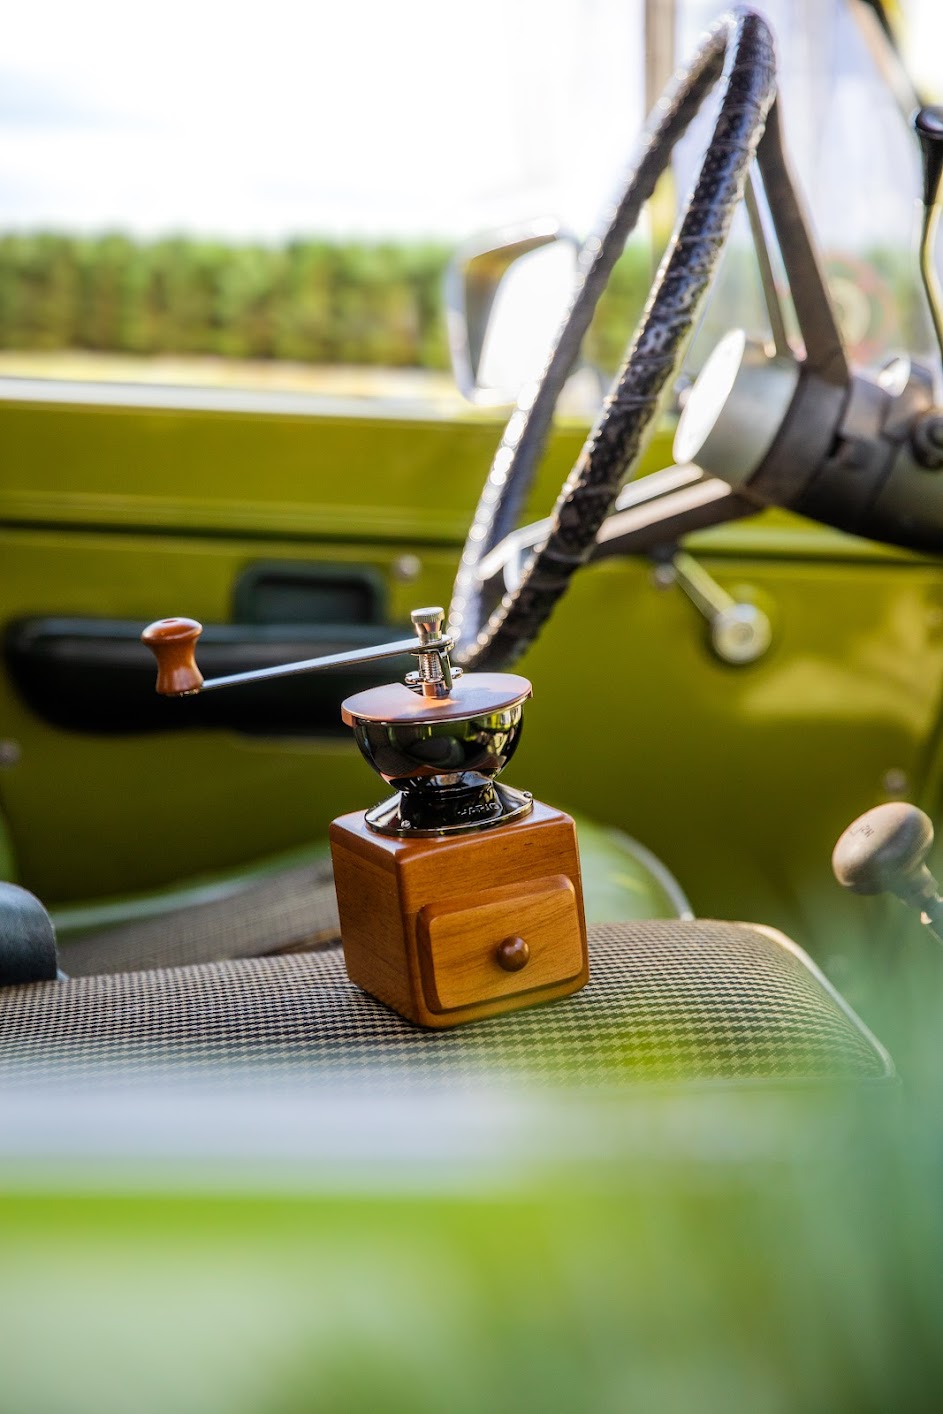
[677, 0, 935, 372]
[0, 0, 938, 394]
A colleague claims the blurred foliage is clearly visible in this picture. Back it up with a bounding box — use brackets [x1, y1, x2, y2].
[0, 231, 656, 375]
[582, 242, 651, 376]
[0, 230, 920, 377]
[0, 232, 454, 369]
[3, 1103, 943, 1414]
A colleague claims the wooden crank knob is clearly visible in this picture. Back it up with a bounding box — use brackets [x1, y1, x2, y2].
[496, 936, 530, 972]
[141, 617, 204, 695]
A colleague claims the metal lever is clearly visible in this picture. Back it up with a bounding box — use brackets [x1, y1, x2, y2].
[655, 550, 772, 666]
[142, 607, 459, 701]
[914, 106, 943, 367]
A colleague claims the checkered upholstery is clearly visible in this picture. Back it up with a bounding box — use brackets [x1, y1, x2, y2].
[0, 921, 891, 1086]
[59, 856, 339, 977]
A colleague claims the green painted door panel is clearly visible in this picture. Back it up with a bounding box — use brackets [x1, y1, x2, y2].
[3, 518, 943, 966]
[0, 393, 594, 543]
[2, 387, 943, 965]
[511, 549, 943, 964]
[0, 388, 672, 905]
[0, 526, 459, 901]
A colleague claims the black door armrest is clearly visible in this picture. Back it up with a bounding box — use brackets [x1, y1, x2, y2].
[5, 618, 414, 736]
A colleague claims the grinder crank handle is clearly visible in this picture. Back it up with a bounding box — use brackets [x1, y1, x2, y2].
[141, 609, 454, 698]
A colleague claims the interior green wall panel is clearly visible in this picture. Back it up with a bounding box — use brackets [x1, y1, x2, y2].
[2, 386, 942, 968]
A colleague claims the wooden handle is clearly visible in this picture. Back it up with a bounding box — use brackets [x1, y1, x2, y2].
[141, 617, 204, 695]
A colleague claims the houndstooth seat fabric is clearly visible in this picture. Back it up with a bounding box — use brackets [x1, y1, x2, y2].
[0, 921, 892, 1087]
[58, 856, 340, 977]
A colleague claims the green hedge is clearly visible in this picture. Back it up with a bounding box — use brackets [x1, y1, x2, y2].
[0, 231, 655, 374]
[0, 233, 454, 369]
[0, 230, 923, 376]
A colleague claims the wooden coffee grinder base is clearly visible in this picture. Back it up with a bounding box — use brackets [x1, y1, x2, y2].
[330, 799, 589, 1029]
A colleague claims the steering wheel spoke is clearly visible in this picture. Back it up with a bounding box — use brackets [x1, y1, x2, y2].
[468, 462, 759, 609]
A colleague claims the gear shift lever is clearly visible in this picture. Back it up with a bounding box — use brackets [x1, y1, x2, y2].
[832, 801, 943, 945]
[914, 106, 943, 366]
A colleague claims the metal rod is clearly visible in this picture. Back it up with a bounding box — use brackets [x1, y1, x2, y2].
[669, 549, 734, 620]
[198, 637, 421, 693]
[590, 476, 756, 560]
[920, 895, 943, 947]
[919, 201, 943, 369]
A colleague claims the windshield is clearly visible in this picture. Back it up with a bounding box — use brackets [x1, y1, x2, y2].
[677, 0, 935, 372]
[0, 0, 938, 393]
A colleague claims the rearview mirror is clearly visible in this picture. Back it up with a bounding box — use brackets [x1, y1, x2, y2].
[445, 221, 580, 405]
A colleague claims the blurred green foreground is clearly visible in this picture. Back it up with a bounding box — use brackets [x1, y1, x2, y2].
[1, 1075, 942, 1414]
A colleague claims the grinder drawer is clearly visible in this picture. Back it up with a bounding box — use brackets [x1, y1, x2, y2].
[416, 874, 584, 1013]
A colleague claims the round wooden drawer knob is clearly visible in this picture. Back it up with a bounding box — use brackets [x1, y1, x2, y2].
[496, 936, 530, 972]
[141, 617, 204, 696]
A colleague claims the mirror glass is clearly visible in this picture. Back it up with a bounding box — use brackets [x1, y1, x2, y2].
[474, 241, 578, 404]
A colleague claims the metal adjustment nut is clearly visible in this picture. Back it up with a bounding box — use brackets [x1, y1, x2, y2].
[410, 606, 457, 699]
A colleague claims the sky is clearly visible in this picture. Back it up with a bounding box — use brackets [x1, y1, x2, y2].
[0, 0, 644, 240]
[0, 0, 941, 246]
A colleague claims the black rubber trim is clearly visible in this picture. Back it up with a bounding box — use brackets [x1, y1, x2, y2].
[5, 618, 413, 737]
[450, 7, 777, 670]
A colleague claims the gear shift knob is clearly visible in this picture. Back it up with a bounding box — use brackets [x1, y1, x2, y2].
[832, 802, 934, 897]
[832, 802, 943, 941]
[915, 106, 943, 208]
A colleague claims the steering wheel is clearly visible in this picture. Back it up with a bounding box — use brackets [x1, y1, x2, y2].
[451, 7, 777, 670]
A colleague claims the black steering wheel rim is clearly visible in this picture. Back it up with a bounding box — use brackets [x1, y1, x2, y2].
[450, 6, 777, 671]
